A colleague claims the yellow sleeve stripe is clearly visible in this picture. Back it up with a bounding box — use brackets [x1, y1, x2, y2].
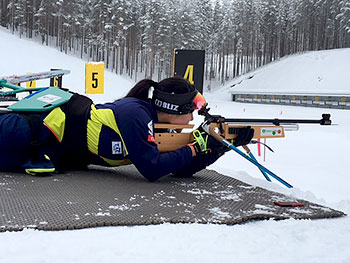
[43, 107, 66, 142]
[87, 118, 102, 155]
[87, 105, 129, 156]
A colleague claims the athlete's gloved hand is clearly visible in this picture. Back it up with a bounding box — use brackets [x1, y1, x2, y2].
[188, 124, 228, 156]
[233, 126, 254, 147]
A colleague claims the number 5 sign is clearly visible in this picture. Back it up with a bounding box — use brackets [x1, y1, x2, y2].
[86, 62, 104, 94]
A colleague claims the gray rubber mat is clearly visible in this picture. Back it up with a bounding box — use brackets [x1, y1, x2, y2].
[0, 166, 345, 231]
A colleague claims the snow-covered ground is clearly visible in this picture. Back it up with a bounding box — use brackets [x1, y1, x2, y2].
[228, 48, 350, 94]
[1, 28, 350, 263]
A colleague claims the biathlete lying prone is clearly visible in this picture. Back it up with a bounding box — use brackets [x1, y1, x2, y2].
[0, 77, 253, 181]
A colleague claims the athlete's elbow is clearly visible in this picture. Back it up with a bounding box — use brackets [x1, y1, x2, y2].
[141, 169, 165, 182]
[144, 176, 158, 182]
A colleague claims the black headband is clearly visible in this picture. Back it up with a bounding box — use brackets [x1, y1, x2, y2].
[152, 89, 197, 115]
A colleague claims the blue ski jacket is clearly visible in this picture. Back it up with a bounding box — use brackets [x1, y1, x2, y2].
[88, 97, 194, 181]
[0, 95, 220, 181]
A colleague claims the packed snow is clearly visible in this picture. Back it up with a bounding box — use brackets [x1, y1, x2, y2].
[229, 48, 350, 95]
[0, 28, 349, 263]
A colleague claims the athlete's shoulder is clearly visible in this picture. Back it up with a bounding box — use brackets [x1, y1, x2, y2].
[98, 97, 153, 113]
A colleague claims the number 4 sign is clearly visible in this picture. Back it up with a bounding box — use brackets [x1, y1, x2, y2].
[173, 49, 205, 93]
[85, 62, 105, 94]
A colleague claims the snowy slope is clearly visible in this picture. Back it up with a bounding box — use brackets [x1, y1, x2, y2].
[0, 28, 134, 103]
[229, 49, 350, 94]
[0, 28, 350, 263]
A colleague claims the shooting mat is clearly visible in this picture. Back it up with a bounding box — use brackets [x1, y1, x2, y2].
[0, 166, 345, 232]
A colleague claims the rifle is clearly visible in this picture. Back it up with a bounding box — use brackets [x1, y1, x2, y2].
[154, 105, 332, 188]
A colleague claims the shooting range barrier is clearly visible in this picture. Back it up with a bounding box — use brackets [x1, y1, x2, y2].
[0, 166, 344, 232]
[230, 91, 350, 109]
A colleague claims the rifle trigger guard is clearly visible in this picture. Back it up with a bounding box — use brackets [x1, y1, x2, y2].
[201, 121, 211, 134]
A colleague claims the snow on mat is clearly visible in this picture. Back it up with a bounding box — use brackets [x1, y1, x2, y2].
[0, 166, 345, 231]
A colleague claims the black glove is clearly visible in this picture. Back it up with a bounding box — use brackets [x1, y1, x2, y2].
[233, 126, 254, 147]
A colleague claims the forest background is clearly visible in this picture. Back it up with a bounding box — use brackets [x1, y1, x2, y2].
[1, 0, 350, 86]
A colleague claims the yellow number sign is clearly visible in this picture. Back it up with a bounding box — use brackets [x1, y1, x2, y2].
[53, 77, 59, 87]
[26, 72, 36, 88]
[86, 62, 104, 94]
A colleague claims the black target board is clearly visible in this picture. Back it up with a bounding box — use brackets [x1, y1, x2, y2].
[173, 49, 205, 93]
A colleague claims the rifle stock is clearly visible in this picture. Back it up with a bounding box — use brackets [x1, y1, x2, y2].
[154, 123, 285, 153]
[155, 107, 331, 153]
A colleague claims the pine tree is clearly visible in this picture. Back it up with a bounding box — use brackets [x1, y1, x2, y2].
[337, 0, 350, 33]
[8, 0, 26, 36]
[0, 0, 349, 83]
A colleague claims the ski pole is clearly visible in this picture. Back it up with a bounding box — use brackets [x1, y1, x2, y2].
[243, 145, 271, 182]
[208, 125, 293, 188]
[227, 140, 292, 188]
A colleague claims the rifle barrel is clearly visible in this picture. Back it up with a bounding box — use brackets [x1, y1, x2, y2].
[223, 114, 331, 125]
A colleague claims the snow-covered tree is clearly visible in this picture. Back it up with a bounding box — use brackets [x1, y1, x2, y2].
[0, 0, 349, 83]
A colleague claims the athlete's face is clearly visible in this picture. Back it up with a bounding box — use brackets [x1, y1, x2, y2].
[168, 113, 194, 125]
[157, 112, 194, 125]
